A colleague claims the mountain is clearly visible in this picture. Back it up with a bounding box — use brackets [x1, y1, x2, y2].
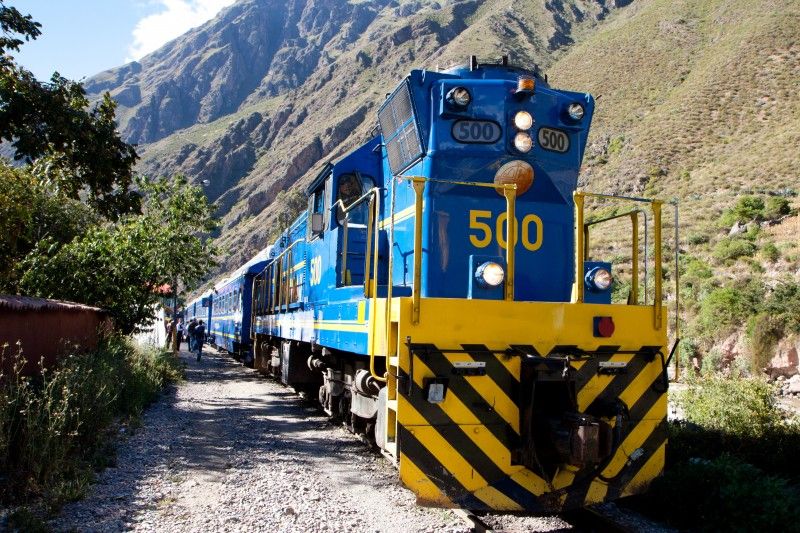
[85, 0, 632, 274]
[85, 0, 799, 285]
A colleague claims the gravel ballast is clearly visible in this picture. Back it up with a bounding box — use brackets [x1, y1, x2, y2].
[51, 348, 573, 532]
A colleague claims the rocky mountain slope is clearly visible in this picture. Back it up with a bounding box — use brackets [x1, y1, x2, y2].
[85, 0, 633, 274]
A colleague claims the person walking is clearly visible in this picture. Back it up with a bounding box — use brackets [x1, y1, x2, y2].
[195, 320, 206, 362]
[187, 318, 197, 352]
[176, 318, 185, 348]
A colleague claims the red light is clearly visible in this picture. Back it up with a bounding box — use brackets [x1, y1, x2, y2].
[594, 316, 615, 338]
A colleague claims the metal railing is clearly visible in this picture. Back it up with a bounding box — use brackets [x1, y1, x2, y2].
[402, 176, 518, 325]
[574, 191, 670, 331]
[332, 187, 382, 294]
[266, 238, 305, 314]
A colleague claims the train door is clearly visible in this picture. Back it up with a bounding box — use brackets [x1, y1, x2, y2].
[334, 170, 375, 287]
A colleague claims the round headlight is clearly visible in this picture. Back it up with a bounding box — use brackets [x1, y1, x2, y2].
[587, 267, 613, 291]
[448, 87, 471, 107]
[513, 111, 533, 130]
[513, 132, 533, 153]
[567, 103, 585, 121]
[476, 261, 505, 287]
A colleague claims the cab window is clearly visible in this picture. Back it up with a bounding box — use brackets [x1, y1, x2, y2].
[336, 172, 375, 225]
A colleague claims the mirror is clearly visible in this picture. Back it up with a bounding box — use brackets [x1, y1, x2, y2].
[311, 213, 324, 234]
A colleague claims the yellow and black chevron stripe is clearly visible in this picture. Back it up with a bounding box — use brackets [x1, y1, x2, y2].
[396, 342, 667, 512]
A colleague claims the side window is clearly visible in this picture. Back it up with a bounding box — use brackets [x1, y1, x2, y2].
[308, 174, 330, 239]
[336, 173, 375, 225]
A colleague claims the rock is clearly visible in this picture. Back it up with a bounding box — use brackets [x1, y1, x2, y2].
[767, 337, 800, 379]
[729, 221, 746, 235]
[718, 332, 746, 369]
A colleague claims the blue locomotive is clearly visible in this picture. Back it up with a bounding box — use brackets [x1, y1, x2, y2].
[210, 57, 670, 512]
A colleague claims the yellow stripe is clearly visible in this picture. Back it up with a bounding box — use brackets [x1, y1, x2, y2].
[619, 359, 664, 413]
[621, 441, 666, 497]
[399, 452, 454, 507]
[473, 485, 524, 511]
[584, 480, 609, 505]
[576, 353, 633, 411]
[401, 403, 489, 493]
[412, 358, 521, 474]
[291, 260, 306, 273]
[378, 204, 417, 230]
[600, 395, 667, 479]
[456, 354, 519, 432]
[509, 469, 548, 496]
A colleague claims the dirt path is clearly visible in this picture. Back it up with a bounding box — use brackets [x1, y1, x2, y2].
[51, 348, 572, 532]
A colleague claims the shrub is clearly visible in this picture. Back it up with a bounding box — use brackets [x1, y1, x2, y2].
[761, 242, 780, 262]
[646, 455, 800, 532]
[764, 196, 791, 220]
[685, 231, 709, 245]
[677, 375, 779, 439]
[764, 279, 800, 334]
[0, 335, 182, 504]
[694, 284, 760, 341]
[719, 195, 765, 226]
[712, 236, 757, 262]
[747, 313, 784, 373]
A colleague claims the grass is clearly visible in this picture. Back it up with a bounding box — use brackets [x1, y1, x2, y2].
[0, 335, 182, 510]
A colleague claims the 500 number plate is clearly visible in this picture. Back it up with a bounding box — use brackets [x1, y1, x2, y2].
[452, 120, 502, 144]
[538, 127, 570, 153]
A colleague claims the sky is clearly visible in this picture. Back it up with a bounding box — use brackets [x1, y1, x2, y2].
[9, 0, 235, 81]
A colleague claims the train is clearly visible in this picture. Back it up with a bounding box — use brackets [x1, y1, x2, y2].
[189, 56, 671, 513]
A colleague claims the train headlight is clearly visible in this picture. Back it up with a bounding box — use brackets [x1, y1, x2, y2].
[513, 110, 533, 130]
[447, 86, 471, 108]
[513, 132, 533, 153]
[567, 103, 585, 121]
[586, 267, 613, 291]
[476, 261, 505, 287]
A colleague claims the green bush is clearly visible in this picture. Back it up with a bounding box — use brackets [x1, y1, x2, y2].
[686, 231, 710, 245]
[761, 242, 780, 262]
[647, 455, 800, 532]
[0, 335, 182, 504]
[764, 279, 800, 334]
[719, 195, 766, 227]
[677, 375, 779, 438]
[712, 236, 757, 262]
[765, 196, 791, 220]
[694, 285, 760, 341]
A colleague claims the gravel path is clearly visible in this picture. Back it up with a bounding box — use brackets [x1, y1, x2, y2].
[51, 348, 573, 533]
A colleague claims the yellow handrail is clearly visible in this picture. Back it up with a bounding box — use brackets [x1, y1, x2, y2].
[411, 177, 426, 324]
[503, 186, 517, 301]
[583, 208, 643, 305]
[403, 176, 519, 319]
[574, 191, 666, 330]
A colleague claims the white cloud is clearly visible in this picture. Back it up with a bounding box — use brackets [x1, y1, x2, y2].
[126, 0, 235, 62]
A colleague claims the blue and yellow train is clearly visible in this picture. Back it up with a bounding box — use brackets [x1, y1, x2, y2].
[195, 56, 672, 512]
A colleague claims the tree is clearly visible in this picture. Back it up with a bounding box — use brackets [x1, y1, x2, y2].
[0, 162, 96, 291]
[0, 1, 139, 219]
[20, 176, 218, 333]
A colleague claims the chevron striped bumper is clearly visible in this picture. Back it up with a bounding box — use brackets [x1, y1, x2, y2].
[380, 298, 668, 512]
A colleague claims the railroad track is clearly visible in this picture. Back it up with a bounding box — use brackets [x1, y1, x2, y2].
[451, 505, 639, 533]
[451, 509, 495, 532]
